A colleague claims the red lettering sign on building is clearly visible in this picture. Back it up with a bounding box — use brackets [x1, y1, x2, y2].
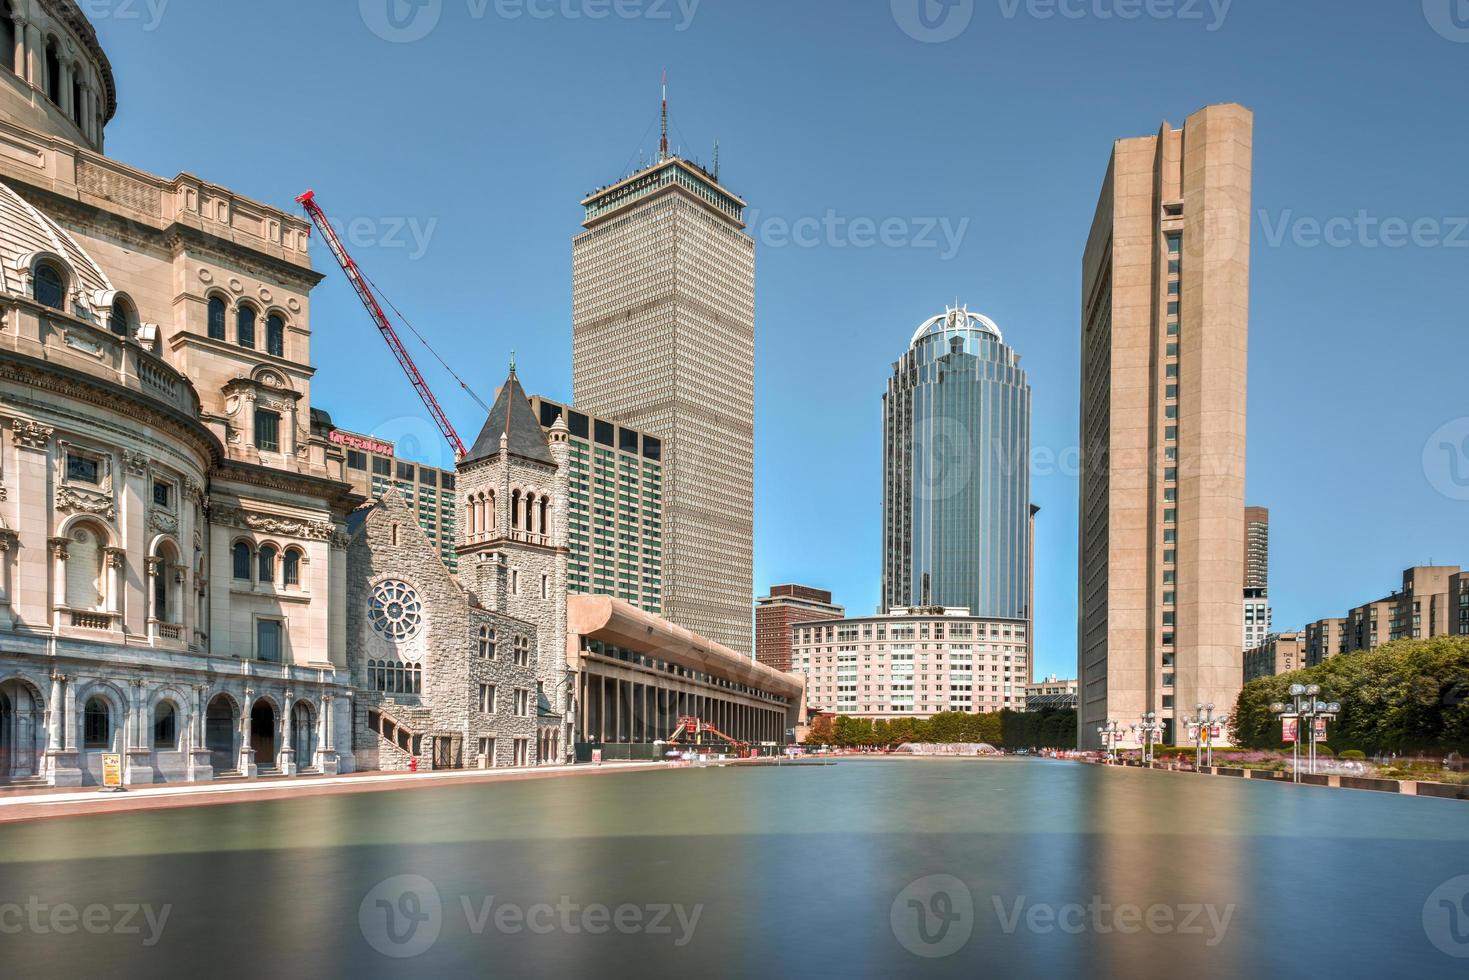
[330, 431, 394, 456]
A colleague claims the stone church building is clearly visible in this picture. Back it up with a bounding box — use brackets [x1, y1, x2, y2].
[347, 368, 571, 770]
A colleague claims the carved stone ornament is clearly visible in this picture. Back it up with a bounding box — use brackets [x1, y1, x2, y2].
[11, 419, 53, 450]
[150, 510, 179, 534]
[122, 450, 149, 476]
[57, 486, 116, 521]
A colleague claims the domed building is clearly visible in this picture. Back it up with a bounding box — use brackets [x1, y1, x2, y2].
[0, 0, 359, 786]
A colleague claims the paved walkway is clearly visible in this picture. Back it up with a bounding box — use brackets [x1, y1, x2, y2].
[0, 761, 679, 825]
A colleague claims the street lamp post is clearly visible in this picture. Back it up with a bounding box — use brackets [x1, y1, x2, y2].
[1132, 711, 1163, 768]
[1272, 685, 1340, 779]
[1097, 721, 1123, 763]
[1181, 704, 1228, 771]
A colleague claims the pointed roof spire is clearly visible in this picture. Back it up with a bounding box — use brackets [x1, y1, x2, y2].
[463, 363, 553, 466]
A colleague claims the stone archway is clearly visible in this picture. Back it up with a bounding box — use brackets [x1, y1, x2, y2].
[0, 678, 45, 783]
[250, 700, 277, 769]
[205, 695, 236, 772]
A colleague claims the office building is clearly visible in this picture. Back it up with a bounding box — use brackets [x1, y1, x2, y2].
[882, 306, 1033, 629]
[1242, 632, 1304, 682]
[755, 585, 845, 672]
[1077, 104, 1254, 748]
[1304, 618, 1346, 667]
[572, 137, 756, 655]
[1243, 505, 1271, 651]
[790, 607, 1029, 718]
[324, 418, 459, 571]
[528, 395, 664, 615]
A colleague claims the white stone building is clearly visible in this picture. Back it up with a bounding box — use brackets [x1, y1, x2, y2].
[0, 0, 359, 787]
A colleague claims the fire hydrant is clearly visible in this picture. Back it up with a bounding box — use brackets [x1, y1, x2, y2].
[409, 756, 419, 773]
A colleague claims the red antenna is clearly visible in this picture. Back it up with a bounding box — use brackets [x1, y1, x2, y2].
[659, 70, 669, 161]
[295, 190, 467, 460]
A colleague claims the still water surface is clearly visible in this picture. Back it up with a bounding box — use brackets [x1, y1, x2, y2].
[2, 759, 1467, 978]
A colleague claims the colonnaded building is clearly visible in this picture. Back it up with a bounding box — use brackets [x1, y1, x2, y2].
[0, 1, 800, 786]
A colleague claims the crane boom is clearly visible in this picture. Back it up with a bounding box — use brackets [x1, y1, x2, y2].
[295, 190, 467, 460]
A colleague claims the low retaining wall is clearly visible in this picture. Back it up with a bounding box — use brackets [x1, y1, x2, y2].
[1101, 759, 1467, 800]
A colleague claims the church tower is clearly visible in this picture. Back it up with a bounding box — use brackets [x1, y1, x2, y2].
[457, 365, 571, 731]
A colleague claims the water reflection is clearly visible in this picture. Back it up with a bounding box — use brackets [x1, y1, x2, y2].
[0, 759, 1465, 978]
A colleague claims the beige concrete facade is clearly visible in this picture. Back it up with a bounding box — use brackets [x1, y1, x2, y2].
[790, 607, 1029, 718]
[1309, 565, 1466, 664]
[1243, 631, 1303, 682]
[1078, 104, 1253, 748]
[572, 157, 755, 655]
[1305, 617, 1346, 667]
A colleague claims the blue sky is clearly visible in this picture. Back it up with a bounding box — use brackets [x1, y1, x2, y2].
[95, 1, 1468, 680]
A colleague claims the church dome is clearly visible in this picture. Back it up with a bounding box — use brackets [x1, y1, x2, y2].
[0, 178, 115, 313]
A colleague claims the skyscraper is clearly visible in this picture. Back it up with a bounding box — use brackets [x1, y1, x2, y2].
[572, 122, 756, 655]
[1243, 505, 1271, 651]
[1077, 104, 1253, 748]
[882, 306, 1033, 623]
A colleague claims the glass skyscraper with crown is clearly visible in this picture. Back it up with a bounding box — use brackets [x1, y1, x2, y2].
[882, 306, 1033, 625]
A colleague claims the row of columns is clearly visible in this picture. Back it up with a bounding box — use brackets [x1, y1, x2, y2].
[576, 671, 787, 747]
[9, 14, 105, 146]
[37, 672, 343, 786]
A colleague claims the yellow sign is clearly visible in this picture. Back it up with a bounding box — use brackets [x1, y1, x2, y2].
[101, 753, 123, 789]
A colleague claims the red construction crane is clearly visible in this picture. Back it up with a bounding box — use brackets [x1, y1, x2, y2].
[296, 190, 467, 460]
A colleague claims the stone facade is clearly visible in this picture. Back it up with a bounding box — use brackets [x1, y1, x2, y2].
[0, 2, 357, 787]
[457, 370, 572, 762]
[347, 488, 540, 770]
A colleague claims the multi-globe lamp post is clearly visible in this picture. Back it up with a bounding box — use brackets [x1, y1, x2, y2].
[1097, 721, 1123, 763]
[1181, 703, 1227, 770]
[1131, 711, 1164, 767]
[1271, 684, 1341, 780]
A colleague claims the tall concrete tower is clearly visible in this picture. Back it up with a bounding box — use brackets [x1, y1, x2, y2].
[1077, 104, 1253, 748]
[571, 129, 755, 655]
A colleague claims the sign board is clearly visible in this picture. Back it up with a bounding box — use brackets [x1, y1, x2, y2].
[1211, 724, 1224, 741]
[1281, 717, 1299, 744]
[329, 430, 394, 456]
[101, 753, 123, 789]
[591, 749, 602, 765]
[1187, 724, 1199, 742]
[1313, 717, 1327, 743]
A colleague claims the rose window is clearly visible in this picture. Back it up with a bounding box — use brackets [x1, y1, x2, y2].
[369, 580, 424, 641]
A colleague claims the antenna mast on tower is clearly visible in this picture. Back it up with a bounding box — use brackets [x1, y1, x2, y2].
[660, 70, 669, 161]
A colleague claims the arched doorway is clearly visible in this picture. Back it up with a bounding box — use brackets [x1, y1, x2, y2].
[205, 696, 236, 772]
[250, 701, 277, 769]
[292, 702, 315, 771]
[0, 680, 44, 782]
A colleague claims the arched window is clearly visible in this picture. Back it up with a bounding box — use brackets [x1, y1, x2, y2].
[44, 40, 60, 105]
[34, 262, 65, 310]
[232, 542, 251, 580]
[153, 702, 177, 749]
[64, 525, 104, 611]
[282, 549, 301, 587]
[108, 296, 133, 337]
[539, 498, 549, 536]
[207, 296, 227, 340]
[266, 315, 285, 357]
[258, 545, 277, 584]
[511, 490, 521, 530]
[83, 697, 110, 748]
[70, 68, 81, 125]
[153, 558, 169, 621]
[236, 306, 256, 349]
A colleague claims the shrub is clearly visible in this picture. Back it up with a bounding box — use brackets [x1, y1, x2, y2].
[1340, 750, 1366, 761]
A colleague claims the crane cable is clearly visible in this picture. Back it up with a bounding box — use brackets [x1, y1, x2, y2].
[358, 268, 490, 413]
